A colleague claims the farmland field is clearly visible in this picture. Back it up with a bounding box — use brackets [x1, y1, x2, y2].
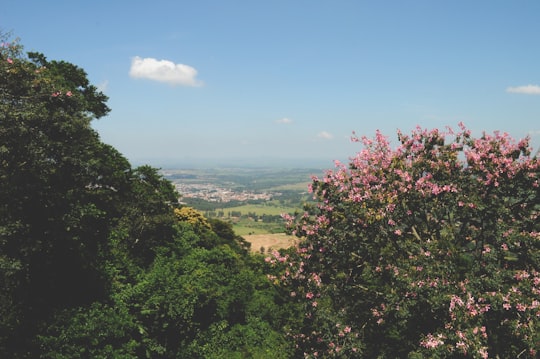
[243, 233, 298, 253]
[230, 218, 285, 236]
[222, 202, 298, 216]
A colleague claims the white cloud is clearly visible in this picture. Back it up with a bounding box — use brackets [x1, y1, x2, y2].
[506, 84, 540, 95]
[275, 117, 292, 124]
[129, 56, 202, 86]
[317, 131, 334, 139]
[97, 80, 109, 93]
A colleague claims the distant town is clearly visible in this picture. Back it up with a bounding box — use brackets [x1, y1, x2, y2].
[162, 167, 317, 205]
[174, 182, 277, 203]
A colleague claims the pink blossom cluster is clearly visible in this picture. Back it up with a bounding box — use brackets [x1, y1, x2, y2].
[275, 124, 539, 357]
[420, 333, 445, 349]
[1, 42, 14, 63]
[2, 48, 77, 103]
[51, 90, 73, 98]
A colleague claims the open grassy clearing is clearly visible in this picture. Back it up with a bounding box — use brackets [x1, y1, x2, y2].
[223, 202, 298, 216]
[266, 181, 312, 191]
[232, 219, 285, 236]
[243, 233, 298, 253]
[233, 225, 269, 236]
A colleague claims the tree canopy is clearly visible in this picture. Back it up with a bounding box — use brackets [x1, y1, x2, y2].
[271, 124, 540, 358]
[1, 34, 132, 352]
[0, 34, 295, 358]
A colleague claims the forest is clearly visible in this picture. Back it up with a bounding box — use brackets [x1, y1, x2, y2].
[1, 34, 539, 358]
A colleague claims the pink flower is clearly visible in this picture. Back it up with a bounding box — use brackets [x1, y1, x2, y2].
[456, 341, 467, 352]
[421, 333, 444, 348]
[66, 91, 73, 97]
[7, 58, 13, 64]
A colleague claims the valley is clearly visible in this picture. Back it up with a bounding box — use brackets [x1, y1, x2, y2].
[162, 166, 324, 250]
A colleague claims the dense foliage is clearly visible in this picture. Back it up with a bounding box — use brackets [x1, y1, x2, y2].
[0, 34, 296, 358]
[3, 33, 539, 359]
[1, 34, 129, 354]
[273, 124, 539, 357]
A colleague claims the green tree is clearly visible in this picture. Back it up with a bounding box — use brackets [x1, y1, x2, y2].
[0, 34, 132, 356]
[273, 124, 539, 358]
[208, 217, 251, 253]
[38, 302, 140, 359]
[113, 165, 180, 269]
[1, 34, 296, 358]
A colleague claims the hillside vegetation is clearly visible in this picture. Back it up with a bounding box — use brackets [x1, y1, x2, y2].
[2, 34, 539, 358]
[0, 34, 299, 358]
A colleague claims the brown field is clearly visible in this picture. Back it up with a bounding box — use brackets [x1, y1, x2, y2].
[244, 233, 298, 253]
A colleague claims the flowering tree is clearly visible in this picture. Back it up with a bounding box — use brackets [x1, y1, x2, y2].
[271, 124, 539, 358]
[174, 207, 212, 232]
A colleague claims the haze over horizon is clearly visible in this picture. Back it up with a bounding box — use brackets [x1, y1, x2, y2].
[2, 1, 539, 168]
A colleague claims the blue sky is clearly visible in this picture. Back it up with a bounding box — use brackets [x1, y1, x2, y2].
[2, 1, 540, 167]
